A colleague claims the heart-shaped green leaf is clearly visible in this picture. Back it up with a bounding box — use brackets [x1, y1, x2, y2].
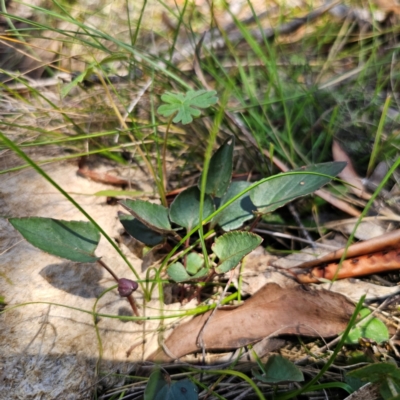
[167, 258, 208, 282]
[345, 308, 389, 344]
[9, 217, 100, 263]
[169, 186, 214, 231]
[118, 213, 164, 246]
[250, 162, 346, 214]
[186, 252, 204, 275]
[211, 181, 255, 231]
[199, 136, 234, 197]
[120, 199, 172, 233]
[253, 355, 304, 383]
[213, 232, 262, 273]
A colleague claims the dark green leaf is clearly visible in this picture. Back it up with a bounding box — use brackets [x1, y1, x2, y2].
[250, 162, 346, 214]
[380, 379, 400, 400]
[9, 217, 100, 262]
[199, 136, 234, 197]
[348, 363, 398, 383]
[155, 379, 198, 400]
[144, 370, 168, 400]
[213, 232, 262, 273]
[211, 181, 255, 231]
[253, 355, 304, 383]
[346, 308, 389, 344]
[144, 369, 198, 400]
[169, 186, 214, 231]
[118, 213, 163, 246]
[120, 199, 172, 233]
[157, 90, 218, 125]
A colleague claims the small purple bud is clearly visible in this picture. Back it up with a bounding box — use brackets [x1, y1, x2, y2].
[118, 278, 138, 297]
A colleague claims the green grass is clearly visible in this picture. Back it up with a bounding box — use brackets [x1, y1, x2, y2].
[1, 0, 400, 398]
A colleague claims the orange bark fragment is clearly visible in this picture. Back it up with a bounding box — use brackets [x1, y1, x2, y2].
[296, 249, 400, 283]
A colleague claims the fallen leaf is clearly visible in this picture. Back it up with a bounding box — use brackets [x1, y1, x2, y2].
[147, 283, 355, 362]
[332, 140, 370, 200]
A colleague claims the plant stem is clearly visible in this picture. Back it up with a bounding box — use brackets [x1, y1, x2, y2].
[161, 116, 173, 205]
[97, 259, 119, 281]
[197, 93, 228, 271]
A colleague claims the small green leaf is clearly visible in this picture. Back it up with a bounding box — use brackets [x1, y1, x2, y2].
[186, 253, 204, 275]
[211, 181, 255, 231]
[167, 262, 191, 282]
[144, 369, 198, 400]
[9, 217, 100, 263]
[346, 308, 389, 344]
[253, 355, 304, 384]
[120, 199, 172, 233]
[118, 213, 164, 246]
[157, 90, 218, 125]
[155, 380, 199, 400]
[167, 256, 208, 282]
[169, 186, 214, 231]
[213, 232, 262, 273]
[199, 136, 234, 197]
[250, 162, 346, 214]
[347, 363, 398, 384]
[61, 64, 94, 97]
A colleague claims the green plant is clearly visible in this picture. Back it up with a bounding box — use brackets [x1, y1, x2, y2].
[347, 362, 400, 399]
[5, 86, 346, 315]
[119, 129, 346, 283]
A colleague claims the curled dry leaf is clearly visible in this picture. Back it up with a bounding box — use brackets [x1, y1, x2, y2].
[332, 140, 370, 200]
[147, 283, 354, 362]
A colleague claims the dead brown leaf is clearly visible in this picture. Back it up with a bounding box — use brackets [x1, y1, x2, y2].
[332, 140, 370, 200]
[148, 282, 355, 362]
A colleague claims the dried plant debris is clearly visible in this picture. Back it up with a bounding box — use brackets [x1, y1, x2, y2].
[294, 230, 400, 283]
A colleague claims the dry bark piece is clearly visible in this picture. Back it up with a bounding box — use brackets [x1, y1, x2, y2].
[77, 167, 129, 187]
[297, 249, 400, 283]
[294, 229, 400, 270]
[148, 283, 355, 362]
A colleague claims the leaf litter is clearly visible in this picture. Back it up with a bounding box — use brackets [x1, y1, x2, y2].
[148, 282, 355, 362]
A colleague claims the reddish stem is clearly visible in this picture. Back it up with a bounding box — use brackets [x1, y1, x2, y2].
[97, 259, 141, 318]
